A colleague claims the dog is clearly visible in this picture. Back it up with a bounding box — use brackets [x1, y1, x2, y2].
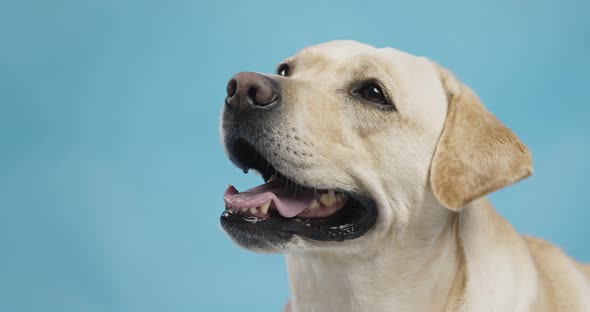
[219, 40, 590, 311]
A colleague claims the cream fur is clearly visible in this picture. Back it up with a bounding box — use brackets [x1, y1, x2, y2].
[224, 40, 590, 312]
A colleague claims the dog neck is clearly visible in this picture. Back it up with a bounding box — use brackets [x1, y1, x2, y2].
[285, 193, 462, 312]
[284, 196, 538, 312]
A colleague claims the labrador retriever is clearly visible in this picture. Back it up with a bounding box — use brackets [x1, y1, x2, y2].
[219, 40, 590, 312]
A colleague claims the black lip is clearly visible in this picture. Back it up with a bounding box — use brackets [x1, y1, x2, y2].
[220, 193, 377, 245]
[226, 137, 276, 181]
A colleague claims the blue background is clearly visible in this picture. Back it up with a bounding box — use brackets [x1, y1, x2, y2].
[1, 0, 588, 311]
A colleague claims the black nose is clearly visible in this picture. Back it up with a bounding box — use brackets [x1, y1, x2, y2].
[225, 72, 279, 111]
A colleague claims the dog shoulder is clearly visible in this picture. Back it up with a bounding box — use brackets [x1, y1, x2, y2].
[578, 263, 590, 281]
[524, 236, 590, 311]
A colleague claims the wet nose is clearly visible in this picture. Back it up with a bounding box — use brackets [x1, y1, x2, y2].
[225, 72, 279, 111]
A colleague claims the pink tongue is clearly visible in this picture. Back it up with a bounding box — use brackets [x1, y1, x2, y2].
[223, 180, 315, 218]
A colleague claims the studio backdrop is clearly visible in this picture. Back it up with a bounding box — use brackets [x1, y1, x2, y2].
[1, 0, 588, 311]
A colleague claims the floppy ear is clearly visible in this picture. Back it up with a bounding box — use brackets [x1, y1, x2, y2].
[430, 67, 533, 210]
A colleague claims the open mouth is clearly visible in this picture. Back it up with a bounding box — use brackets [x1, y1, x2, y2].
[220, 138, 377, 244]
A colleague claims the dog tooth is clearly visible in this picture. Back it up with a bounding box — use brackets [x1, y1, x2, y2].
[240, 206, 248, 212]
[268, 174, 277, 182]
[249, 207, 257, 214]
[319, 193, 329, 206]
[328, 191, 336, 203]
[308, 199, 320, 210]
[260, 201, 271, 214]
[319, 193, 332, 206]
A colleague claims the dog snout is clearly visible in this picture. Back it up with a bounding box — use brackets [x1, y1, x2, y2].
[225, 72, 279, 111]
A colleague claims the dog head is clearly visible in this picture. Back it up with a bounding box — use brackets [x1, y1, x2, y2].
[219, 40, 532, 252]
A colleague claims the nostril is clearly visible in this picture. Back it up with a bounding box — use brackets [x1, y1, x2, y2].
[247, 83, 276, 106]
[226, 72, 279, 110]
[247, 85, 258, 104]
[227, 79, 237, 97]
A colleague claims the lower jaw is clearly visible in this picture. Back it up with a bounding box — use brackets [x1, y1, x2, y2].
[220, 194, 377, 244]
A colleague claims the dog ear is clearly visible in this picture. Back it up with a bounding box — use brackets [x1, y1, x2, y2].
[430, 67, 533, 210]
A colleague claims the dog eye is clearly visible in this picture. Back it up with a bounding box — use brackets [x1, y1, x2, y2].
[277, 64, 290, 77]
[358, 83, 389, 105]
